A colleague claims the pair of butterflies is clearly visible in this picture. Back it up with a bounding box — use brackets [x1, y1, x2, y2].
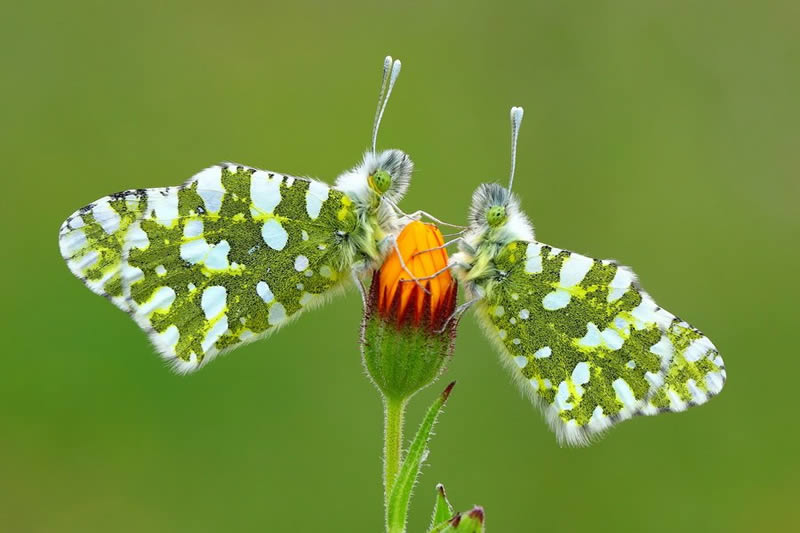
[59, 56, 725, 445]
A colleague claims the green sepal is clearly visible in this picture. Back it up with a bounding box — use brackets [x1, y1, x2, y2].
[362, 314, 454, 402]
[430, 483, 454, 528]
[387, 382, 455, 532]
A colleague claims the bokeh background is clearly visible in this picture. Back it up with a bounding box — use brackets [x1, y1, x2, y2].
[3, 1, 798, 531]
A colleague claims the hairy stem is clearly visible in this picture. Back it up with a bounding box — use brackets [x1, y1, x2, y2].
[384, 397, 406, 517]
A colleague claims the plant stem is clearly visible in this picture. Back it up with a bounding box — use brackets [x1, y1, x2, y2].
[384, 397, 406, 513]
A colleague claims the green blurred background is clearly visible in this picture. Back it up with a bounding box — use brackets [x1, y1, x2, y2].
[2, 1, 798, 531]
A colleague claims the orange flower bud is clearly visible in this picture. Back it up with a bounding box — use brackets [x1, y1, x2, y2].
[374, 221, 457, 330]
[361, 221, 459, 401]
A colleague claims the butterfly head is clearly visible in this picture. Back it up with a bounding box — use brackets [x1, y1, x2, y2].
[365, 148, 413, 201]
[468, 182, 533, 241]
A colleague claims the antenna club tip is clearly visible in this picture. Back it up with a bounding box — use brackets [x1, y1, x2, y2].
[384, 55, 393, 66]
[511, 106, 524, 121]
[391, 59, 402, 77]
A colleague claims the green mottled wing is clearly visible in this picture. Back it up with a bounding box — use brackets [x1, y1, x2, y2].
[60, 163, 355, 372]
[59, 190, 148, 311]
[476, 240, 726, 445]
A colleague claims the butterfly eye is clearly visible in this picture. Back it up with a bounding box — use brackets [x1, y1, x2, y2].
[486, 205, 507, 227]
[371, 170, 392, 194]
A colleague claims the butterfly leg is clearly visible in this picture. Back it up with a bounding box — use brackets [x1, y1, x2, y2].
[411, 237, 466, 259]
[435, 296, 481, 333]
[351, 270, 368, 311]
[378, 234, 432, 294]
[381, 197, 465, 230]
[404, 209, 466, 230]
[398, 260, 470, 282]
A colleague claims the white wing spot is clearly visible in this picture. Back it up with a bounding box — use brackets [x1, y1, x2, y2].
[542, 290, 571, 310]
[204, 240, 231, 270]
[684, 337, 714, 363]
[649, 335, 673, 365]
[251, 170, 282, 214]
[578, 323, 602, 348]
[92, 202, 121, 234]
[559, 253, 594, 287]
[155, 265, 167, 276]
[60, 228, 87, 256]
[555, 381, 573, 410]
[612, 378, 637, 409]
[687, 379, 708, 404]
[705, 372, 725, 394]
[571, 362, 591, 385]
[156, 325, 180, 356]
[525, 242, 543, 274]
[268, 302, 287, 325]
[608, 266, 634, 302]
[125, 223, 149, 250]
[147, 189, 179, 226]
[201, 286, 227, 319]
[261, 219, 288, 250]
[600, 328, 624, 351]
[319, 265, 334, 279]
[184, 219, 204, 238]
[193, 167, 224, 213]
[180, 238, 210, 264]
[514, 356, 528, 368]
[201, 316, 228, 353]
[534, 346, 552, 359]
[519, 309, 530, 320]
[493, 306, 505, 317]
[294, 255, 309, 272]
[256, 281, 274, 303]
[138, 286, 176, 315]
[306, 181, 330, 219]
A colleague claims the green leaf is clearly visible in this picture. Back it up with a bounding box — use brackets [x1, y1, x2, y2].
[387, 382, 455, 533]
[430, 483, 454, 528]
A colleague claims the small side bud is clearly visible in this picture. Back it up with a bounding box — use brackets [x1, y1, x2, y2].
[448, 506, 485, 532]
[441, 381, 456, 402]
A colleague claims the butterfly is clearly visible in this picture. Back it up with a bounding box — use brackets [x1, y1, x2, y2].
[435, 107, 726, 445]
[58, 56, 420, 373]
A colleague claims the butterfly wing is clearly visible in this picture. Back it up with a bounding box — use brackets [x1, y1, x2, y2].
[59, 164, 354, 372]
[474, 240, 725, 445]
[59, 189, 148, 311]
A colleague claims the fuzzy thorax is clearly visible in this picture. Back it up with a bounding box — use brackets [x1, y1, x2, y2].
[332, 149, 414, 268]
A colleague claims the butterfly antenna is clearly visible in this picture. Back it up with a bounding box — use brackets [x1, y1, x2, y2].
[508, 106, 524, 192]
[371, 56, 392, 154]
[371, 57, 402, 153]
